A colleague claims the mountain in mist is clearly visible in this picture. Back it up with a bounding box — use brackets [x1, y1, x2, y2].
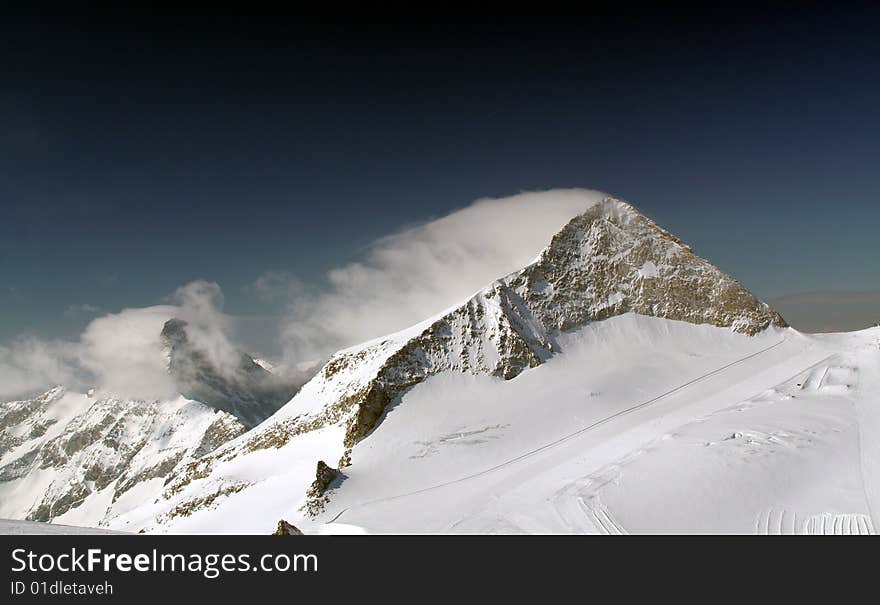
[161, 318, 297, 428]
[0, 318, 300, 524]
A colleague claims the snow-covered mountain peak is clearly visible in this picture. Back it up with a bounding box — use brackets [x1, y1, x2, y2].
[519, 196, 785, 335]
[0, 386, 246, 526]
[147, 196, 788, 531]
[293, 197, 786, 434]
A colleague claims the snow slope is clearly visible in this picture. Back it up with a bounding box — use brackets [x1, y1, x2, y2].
[0, 518, 128, 535]
[319, 318, 879, 534]
[0, 388, 245, 529]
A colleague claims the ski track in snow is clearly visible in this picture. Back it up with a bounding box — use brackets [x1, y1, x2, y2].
[322, 323, 880, 534]
[579, 496, 627, 535]
[552, 357, 875, 535]
[328, 334, 791, 525]
[755, 509, 875, 535]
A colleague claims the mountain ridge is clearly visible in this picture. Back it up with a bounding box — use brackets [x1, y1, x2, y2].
[0, 316, 303, 525]
[155, 196, 787, 526]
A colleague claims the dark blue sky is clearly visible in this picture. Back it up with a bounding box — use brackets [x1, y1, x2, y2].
[1, 8, 879, 343]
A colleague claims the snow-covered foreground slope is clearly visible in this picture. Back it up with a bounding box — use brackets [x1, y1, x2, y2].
[318, 318, 879, 534]
[0, 518, 128, 535]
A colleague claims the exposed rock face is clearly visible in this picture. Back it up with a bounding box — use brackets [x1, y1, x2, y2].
[516, 201, 785, 335]
[303, 460, 339, 515]
[161, 319, 298, 428]
[158, 197, 786, 523]
[314, 198, 785, 448]
[272, 519, 304, 536]
[309, 460, 338, 495]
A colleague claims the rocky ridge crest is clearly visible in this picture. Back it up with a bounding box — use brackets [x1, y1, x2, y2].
[163, 197, 785, 519]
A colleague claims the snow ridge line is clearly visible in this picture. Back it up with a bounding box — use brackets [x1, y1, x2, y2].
[326, 333, 789, 524]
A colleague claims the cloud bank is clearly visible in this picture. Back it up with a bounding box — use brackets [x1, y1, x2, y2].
[278, 188, 606, 364]
[1, 189, 608, 400]
[0, 280, 239, 401]
[170, 280, 241, 373]
[0, 336, 83, 400]
[78, 305, 180, 399]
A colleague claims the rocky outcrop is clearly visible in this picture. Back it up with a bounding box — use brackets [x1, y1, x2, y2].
[303, 460, 340, 516]
[272, 519, 304, 535]
[513, 201, 785, 335]
[158, 482, 249, 522]
[310, 461, 338, 494]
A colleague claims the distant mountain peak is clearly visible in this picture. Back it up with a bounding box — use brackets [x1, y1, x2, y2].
[160, 318, 297, 429]
[0, 318, 302, 527]
[0, 386, 246, 524]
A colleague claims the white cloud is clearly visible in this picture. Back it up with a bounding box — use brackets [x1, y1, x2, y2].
[279, 188, 606, 363]
[169, 280, 240, 372]
[79, 305, 179, 400]
[0, 336, 84, 399]
[1, 189, 607, 400]
[0, 280, 241, 401]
